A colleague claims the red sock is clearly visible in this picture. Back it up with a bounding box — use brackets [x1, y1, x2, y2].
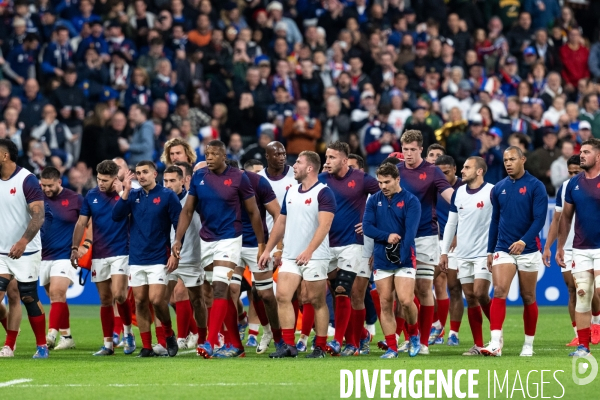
[100, 305, 115, 339]
[593, 311, 600, 318]
[467, 306, 484, 347]
[282, 328, 295, 346]
[413, 296, 421, 312]
[406, 323, 419, 337]
[29, 314, 47, 346]
[49, 301, 65, 331]
[450, 320, 461, 333]
[113, 316, 123, 334]
[207, 299, 228, 346]
[334, 296, 351, 343]
[523, 302, 538, 336]
[395, 317, 405, 337]
[140, 331, 152, 350]
[437, 298, 450, 327]
[578, 328, 591, 349]
[155, 325, 166, 347]
[198, 327, 207, 344]
[370, 289, 381, 320]
[188, 301, 198, 335]
[345, 311, 355, 347]
[301, 303, 314, 336]
[238, 311, 247, 322]
[175, 300, 192, 339]
[572, 321, 577, 328]
[272, 327, 282, 343]
[315, 335, 327, 349]
[490, 298, 506, 331]
[162, 319, 174, 338]
[481, 301, 491, 321]
[0, 317, 7, 332]
[384, 334, 398, 352]
[432, 309, 438, 325]
[292, 298, 299, 325]
[5, 329, 18, 350]
[418, 305, 434, 346]
[254, 298, 269, 326]
[116, 301, 132, 326]
[224, 298, 243, 348]
[350, 308, 366, 347]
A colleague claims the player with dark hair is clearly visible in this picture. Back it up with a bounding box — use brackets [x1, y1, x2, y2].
[0, 139, 47, 358]
[40, 167, 84, 351]
[243, 159, 264, 171]
[319, 141, 379, 356]
[426, 144, 446, 163]
[71, 159, 136, 356]
[482, 146, 547, 357]
[348, 154, 365, 170]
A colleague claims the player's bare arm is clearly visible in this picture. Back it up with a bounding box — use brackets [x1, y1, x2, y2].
[71, 215, 90, 267]
[296, 211, 334, 266]
[9, 200, 45, 259]
[543, 211, 561, 267]
[173, 194, 198, 259]
[259, 215, 287, 268]
[441, 187, 454, 204]
[264, 199, 282, 267]
[556, 201, 575, 268]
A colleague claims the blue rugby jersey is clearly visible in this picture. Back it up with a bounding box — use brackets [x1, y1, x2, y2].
[42, 188, 83, 260]
[242, 171, 276, 248]
[564, 173, 600, 250]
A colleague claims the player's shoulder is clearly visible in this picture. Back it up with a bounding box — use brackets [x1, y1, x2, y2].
[85, 187, 100, 197]
[192, 166, 208, 180]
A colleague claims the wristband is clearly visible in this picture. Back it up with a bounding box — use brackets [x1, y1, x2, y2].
[71, 246, 78, 250]
[82, 244, 90, 250]
[84, 239, 92, 245]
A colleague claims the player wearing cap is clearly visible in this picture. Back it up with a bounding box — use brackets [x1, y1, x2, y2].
[259, 151, 336, 359]
[397, 130, 454, 355]
[557, 139, 600, 357]
[174, 140, 265, 359]
[0, 139, 48, 358]
[40, 167, 83, 351]
[440, 157, 494, 356]
[363, 162, 421, 358]
[319, 141, 379, 356]
[482, 146, 547, 357]
[72, 160, 136, 356]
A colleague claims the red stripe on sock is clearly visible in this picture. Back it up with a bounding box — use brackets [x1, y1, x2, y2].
[175, 300, 192, 339]
[578, 328, 591, 349]
[437, 298, 450, 327]
[272, 327, 282, 343]
[418, 305, 434, 346]
[450, 320, 461, 333]
[490, 298, 506, 331]
[334, 296, 351, 343]
[29, 314, 47, 346]
[593, 311, 600, 317]
[467, 306, 484, 347]
[140, 331, 152, 350]
[282, 328, 295, 346]
[100, 305, 115, 339]
[249, 329, 259, 336]
[384, 334, 398, 352]
[254, 298, 269, 327]
[49, 301, 65, 331]
[117, 300, 132, 326]
[301, 303, 314, 336]
[523, 302, 538, 336]
[207, 299, 228, 346]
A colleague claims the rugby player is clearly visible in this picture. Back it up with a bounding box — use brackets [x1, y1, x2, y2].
[363, 162, 421, 358]
[440, 157, 493, 356]
[112, 161, 182, 357]
[0, 139, 47, 358]
[72, 160, 136, 356]
[482, 146, 547, 357]
[259, 151, 336, 358]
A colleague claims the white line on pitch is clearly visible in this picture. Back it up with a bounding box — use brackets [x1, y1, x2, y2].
[11, 382, 296, 388]
[0, 379, 33, 387]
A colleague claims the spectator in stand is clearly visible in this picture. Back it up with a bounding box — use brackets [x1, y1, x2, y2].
[30, 104, 77, 162]
[526, 128, 560, 195]
[282, 99, 321, 164]
[41, 26, 74, 79]
[525, 0, 561, 31]
[120, 104, 154, 165]
[320, 95, 350, 145]
[363, 104, 399, 174]
[3, 33, 39, 86]
[226, 132, 245, 163]
[150, 58, 185, 112]
[455, 113, 485, 168]
[578, 93, 600, 138]
[20, 78, 49, 130]
[473, 126, 505, 184]
[560, 28, 590, 92]
[550, 139, 574, 193]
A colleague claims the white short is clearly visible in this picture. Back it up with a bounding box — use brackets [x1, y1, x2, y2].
[168, 263, 204, 287]
[358, 257, 372, 279]
[328, 244, 363, 275]
[239, 246, 270, 273]
[439, 241, 457, 271]
[91, 255, 129, 283]
[39, 259, 77, 286]
[279, 258, 328, 281]
[491, 251, 541, 273]
[129, 264, 168, 287]
[457, 257, 492, 284]
[0, 251, 41, 283]
[572, 249, 600, 273]
[415, 235, 440, 280]
[562, 250, 573, 274]
[373, 267, 416, 281]
[200, 236, 242, 269]
[205, 271, 213, 285]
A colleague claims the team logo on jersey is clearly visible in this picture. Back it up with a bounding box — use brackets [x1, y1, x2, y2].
[115, 195, 120, 201]
[93, 198, 98, 203]
[597, 183, 600, 189]
[61, 199, 69, 207]
[419, 173, 427, 180]
[153, 197, 161, 205]
[501, 189, 506, 194]
[200, 180, 205, 185]
[519, 186, 527, 195]
[348, 180, 356, 188]
[396, 201, 404, 208]
[494, 253, 499, 260]
[9, 187, 16, 195]
[377, 201, 382, 206]
[575, 185, 579, 190]
[305, 198, 312, 205]
[476, 201, 484, 209]
[224, 179, 232, 186]
[285, 185, 292, 191]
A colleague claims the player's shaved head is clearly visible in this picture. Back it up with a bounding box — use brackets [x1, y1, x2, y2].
[265, 141, 286, 172]
[505, 145, 525, 158]
[207, 140, 226, 153]
[503, 146, 526, 179]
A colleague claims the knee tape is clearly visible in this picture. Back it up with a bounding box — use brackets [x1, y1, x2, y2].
[0, 276, 9, 292]
[213, 266, 232, 285]
[574, 272, 594, 313]
[17, 281, 43, 317]
[255, 278, 273, 291]
[230, 273, 242, 286]
[334, 270, 356, 296]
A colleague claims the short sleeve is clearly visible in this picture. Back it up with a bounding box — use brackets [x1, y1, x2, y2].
[317, 187, 337, 213]
[364, 173, 380, 195]
[449, 190, 458, 213]
[433, 166, 452, 194]
[239, 171, 255, 200]
[80, 195, 91, 216]
[188, 170, 201, 197]
[555, 182, 565, 211]
[23, 174, 43, 203]
[280, 191, 288, 215]
[258, 176, 277, 205]
[564, 178, 575, 205]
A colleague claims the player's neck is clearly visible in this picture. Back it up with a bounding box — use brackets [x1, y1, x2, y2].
[405, 157, 423, 169]
[0, 162, 16, 180]
[335, 165, 350, 178]
[583, 164, 600, 179]
[213, 163, 227, 175]
[449, 175, 457, 186]
[267, 165, 284, 176]
[467, 178, 484, 190]
[509, 169, 525, 181]
[386, 187, 401, 199]
[301, 175, 318, 191]
[142, 181, 157, 193]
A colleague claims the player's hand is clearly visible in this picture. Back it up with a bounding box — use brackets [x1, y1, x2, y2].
[257, 243, 266, 264]
[387, 233, 401, 244]
[123, 171, 134, 192]
[508, 240, 525, 255]
[77, 245, 89, 258]
[487, 254, 493, 272]
[542, 247, 553, 267]
[172, 240, 182, 259]
[258, 251, 272, 270]
[8, 239, 27, 259]
[112, 177, 124, 193]
[70, 249, 79, 268]
[354, 222, 363, 235]
[166, 255, 179, 273]
[439, 254, 449, 272]
[296, 249, 313, 266]
[273, 251, 282, 269]
[556, 248, 566, 268]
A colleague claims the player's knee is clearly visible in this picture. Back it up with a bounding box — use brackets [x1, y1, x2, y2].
[17, 281, 43, 317]
[492, 285, 508, 299]
[574, 272, 594, 313]
[275, 290, 291, 305]
[49, 290, 66, 303]
[334, 270, 356, 297]
[464, 292, 477, 307]
[520, 292, 536, 305]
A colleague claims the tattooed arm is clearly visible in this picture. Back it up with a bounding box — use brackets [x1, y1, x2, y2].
[9, 200, 45, 259]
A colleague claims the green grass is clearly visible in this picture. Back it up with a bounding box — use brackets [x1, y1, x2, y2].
[0, 306, 599, 399]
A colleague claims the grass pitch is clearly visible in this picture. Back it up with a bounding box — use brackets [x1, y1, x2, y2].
[0, 306, 598, 399]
